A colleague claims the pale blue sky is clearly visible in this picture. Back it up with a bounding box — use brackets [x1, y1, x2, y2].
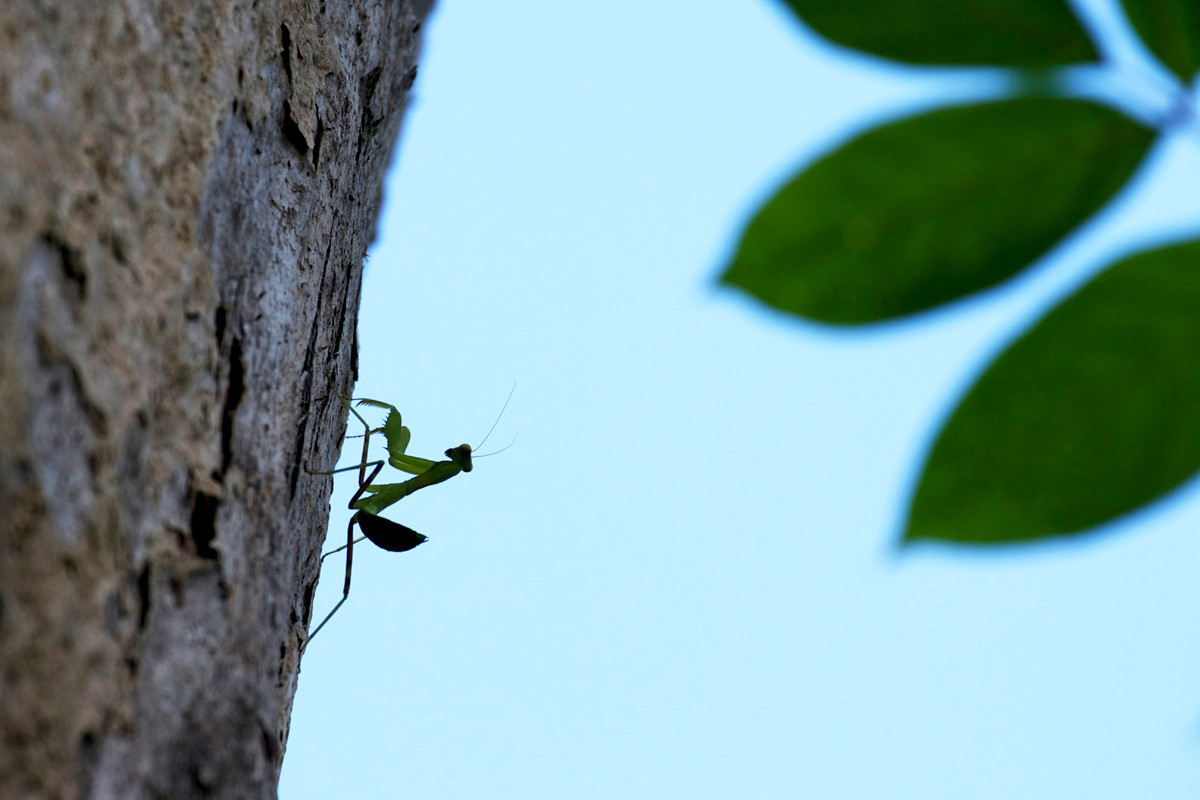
[281, 1, 1200, 797]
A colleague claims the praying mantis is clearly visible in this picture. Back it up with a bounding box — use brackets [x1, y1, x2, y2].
[306, 384, 512, 641]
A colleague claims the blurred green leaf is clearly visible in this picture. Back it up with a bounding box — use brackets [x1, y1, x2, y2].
[904, 239, 1200, 546]
[721, 98, 1153, 324]
[779, 0, 1097, 66]
[1122, 0, 1200, 83]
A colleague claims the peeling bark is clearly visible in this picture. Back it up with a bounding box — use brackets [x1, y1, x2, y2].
[0, 1, 429, 797]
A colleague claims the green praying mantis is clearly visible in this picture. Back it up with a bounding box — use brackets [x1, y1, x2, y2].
[306, 384, 512, 641]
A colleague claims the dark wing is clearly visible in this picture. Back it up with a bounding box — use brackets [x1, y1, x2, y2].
[357, 513, 429, 553]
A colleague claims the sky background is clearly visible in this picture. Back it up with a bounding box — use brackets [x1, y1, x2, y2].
[280, 1, 1200, 797]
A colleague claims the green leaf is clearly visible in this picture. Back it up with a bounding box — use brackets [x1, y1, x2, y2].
[1122, 0, 1200, 83]
[779, 0, 1097, 66]
[904, 239, 1200, 546]
[721, 98, 1153, 324]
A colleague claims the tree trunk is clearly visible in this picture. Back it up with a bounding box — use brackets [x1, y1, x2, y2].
[0, 1, 429, 797]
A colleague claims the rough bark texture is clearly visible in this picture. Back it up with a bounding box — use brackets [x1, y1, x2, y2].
[0, 1, 428, 797]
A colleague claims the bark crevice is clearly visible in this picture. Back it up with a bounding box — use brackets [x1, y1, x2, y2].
[0, 1, 431, 797]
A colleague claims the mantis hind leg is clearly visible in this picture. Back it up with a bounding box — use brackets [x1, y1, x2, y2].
[307, 516, 357, 642]
[308, 457, 387, 642]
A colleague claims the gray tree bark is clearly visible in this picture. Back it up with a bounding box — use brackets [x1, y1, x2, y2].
[0, 1, 429, 797]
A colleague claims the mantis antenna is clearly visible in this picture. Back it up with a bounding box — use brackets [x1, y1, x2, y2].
[473, 380, 516, 452]
[474, 432, 519, 459]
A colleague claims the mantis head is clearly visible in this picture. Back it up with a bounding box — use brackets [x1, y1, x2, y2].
[445, 444, 473, 472]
